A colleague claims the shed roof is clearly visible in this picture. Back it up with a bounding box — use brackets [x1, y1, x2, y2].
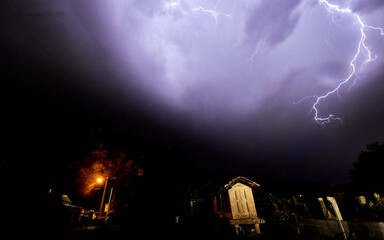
[223, 176, 260, 190]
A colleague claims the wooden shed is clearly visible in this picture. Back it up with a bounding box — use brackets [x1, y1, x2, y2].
[213, 176, 264, 235]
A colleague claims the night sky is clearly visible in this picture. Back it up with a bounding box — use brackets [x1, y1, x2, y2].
[1, 0, 384, 188]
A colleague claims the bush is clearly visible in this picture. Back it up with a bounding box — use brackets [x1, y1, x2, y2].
[365, 193, 384, 221]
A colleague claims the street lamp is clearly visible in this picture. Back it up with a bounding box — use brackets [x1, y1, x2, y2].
[96, 176, 116, 217]
[98, 176, 109, 217]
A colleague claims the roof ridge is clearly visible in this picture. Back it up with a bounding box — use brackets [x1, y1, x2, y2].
[223, 176, 260, 190]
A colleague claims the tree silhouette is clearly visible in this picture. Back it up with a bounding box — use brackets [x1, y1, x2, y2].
[350, 141, 384, 192]
[75, 143, 140, 196]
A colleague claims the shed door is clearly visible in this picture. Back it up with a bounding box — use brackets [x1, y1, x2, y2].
[229, 183, 257, 219]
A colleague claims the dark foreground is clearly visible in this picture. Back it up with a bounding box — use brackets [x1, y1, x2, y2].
[4, 220, 343, 240]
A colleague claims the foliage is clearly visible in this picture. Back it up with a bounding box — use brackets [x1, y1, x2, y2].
[365, 193, 384, 221]
[257, 194, 308, 238]
[271, 196, 303, 225]
[350, 141, 384, 191]
[75, 143, 141, 196]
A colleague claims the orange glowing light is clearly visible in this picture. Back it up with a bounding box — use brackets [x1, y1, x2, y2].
[97, 178, 103, 183]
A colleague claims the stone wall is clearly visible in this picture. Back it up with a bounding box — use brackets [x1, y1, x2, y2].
[303, 219, 384, 240]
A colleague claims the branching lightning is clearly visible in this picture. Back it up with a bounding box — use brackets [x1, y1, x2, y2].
[162, 0, 383, 125]
[297, 0, 384, 125]
[191, 6, 231, 18]
[191, 0, 232, 37]
[191, 0, 231, 19]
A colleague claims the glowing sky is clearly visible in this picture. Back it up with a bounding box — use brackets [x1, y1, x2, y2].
[2, 0, 384, 182]
[88, 0, 384, 121]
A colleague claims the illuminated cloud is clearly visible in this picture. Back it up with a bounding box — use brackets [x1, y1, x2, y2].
[8, 0, 383, 181]
[69, 0, 382, 125]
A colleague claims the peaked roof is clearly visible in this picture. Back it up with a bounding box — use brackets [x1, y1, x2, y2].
[223, 176, 260, 190]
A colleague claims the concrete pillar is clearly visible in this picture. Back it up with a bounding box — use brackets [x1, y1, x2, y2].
[318, 197, 331, 219]
[326, 197, 343, 221]
[357, 196, 367, 206]
[326, 197, 348, 240]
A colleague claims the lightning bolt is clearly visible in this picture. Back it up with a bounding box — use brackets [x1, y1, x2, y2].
[244, 42, 262, 71]
[191, 6, 231, 19]
[191, 0, 232, 37]
[297, 0, 384, 125]
[162, 0, 383, 125]
[191, 0, 231, 19]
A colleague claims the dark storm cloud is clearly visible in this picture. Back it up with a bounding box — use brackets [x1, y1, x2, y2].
[352, 0, 384, 13]
[59, 0, 384, 182]
[245, 0, 303, 46]
[3, 0, 384, 182]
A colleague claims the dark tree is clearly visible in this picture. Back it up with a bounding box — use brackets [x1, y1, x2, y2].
[74, 143, 144, 194]
[350, 141, 384, 192]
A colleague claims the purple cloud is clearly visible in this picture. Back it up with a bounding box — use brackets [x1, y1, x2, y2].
[6, 0, 384, 181]
[352, 0, 384, 13]
[245, 0, 303, 46]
